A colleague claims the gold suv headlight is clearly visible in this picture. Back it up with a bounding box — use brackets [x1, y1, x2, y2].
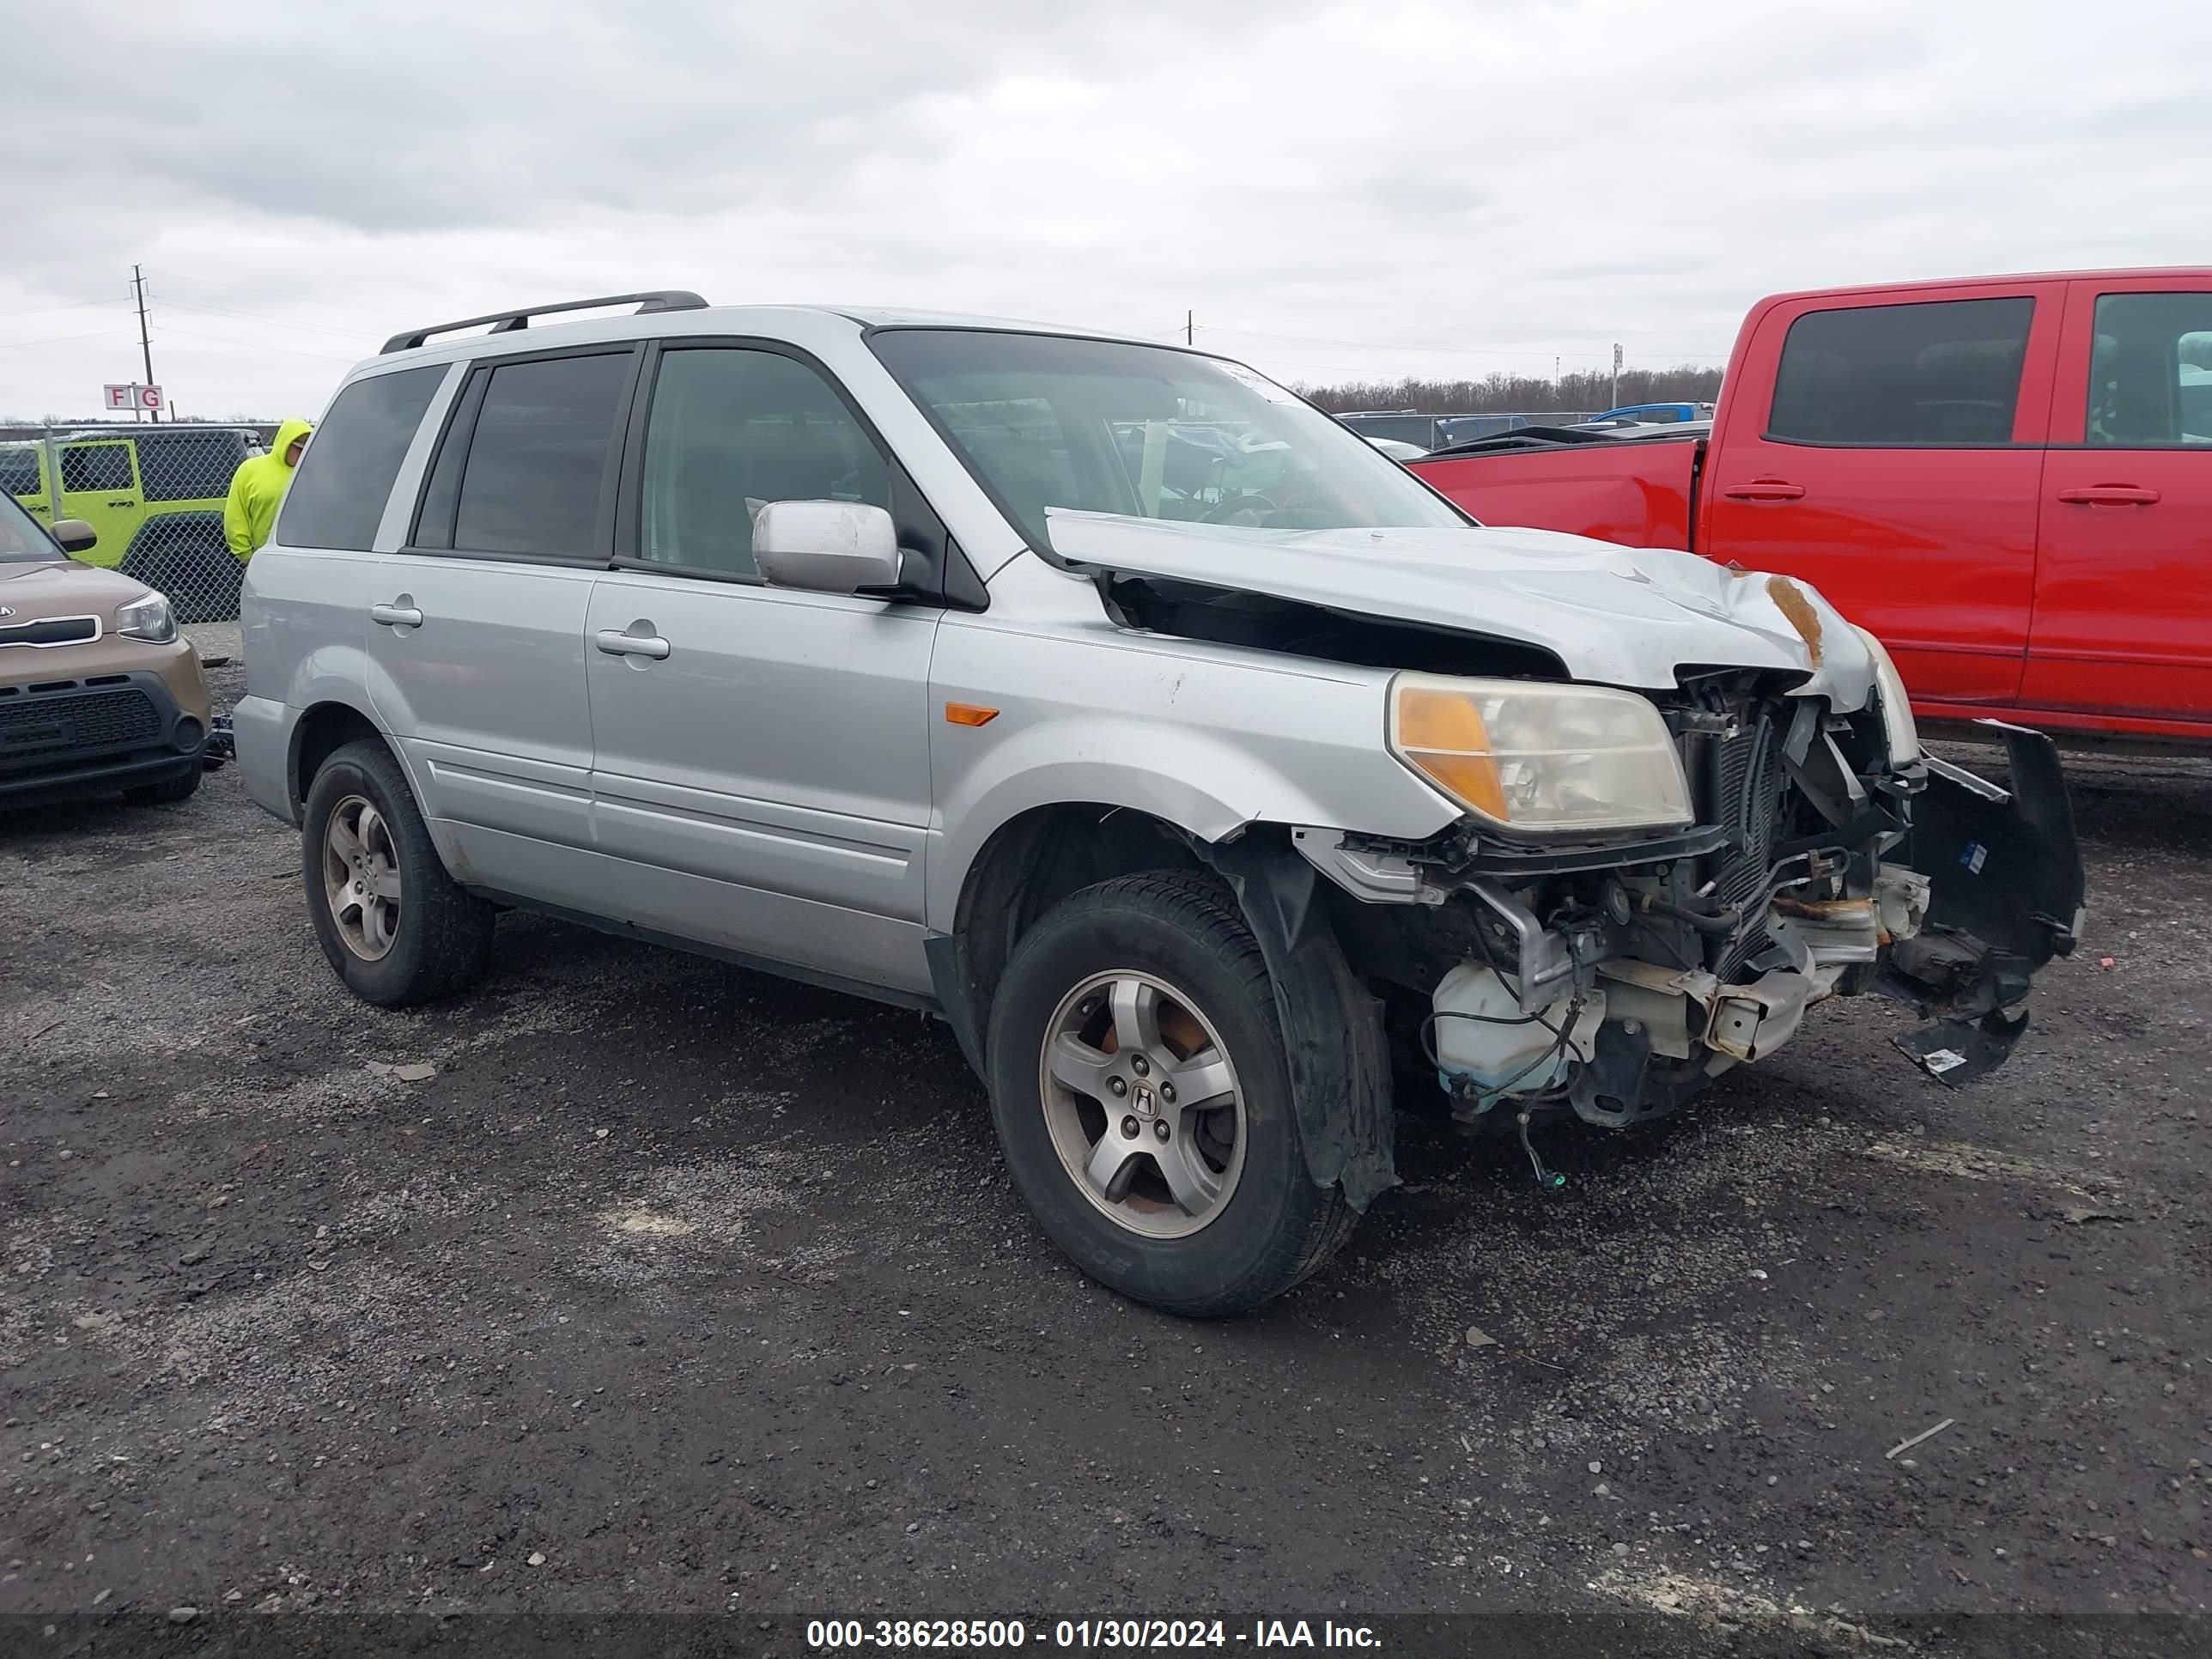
[1389, 672, 1693, 836]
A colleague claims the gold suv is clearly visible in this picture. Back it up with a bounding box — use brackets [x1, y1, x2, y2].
[0, 492, 211, 811]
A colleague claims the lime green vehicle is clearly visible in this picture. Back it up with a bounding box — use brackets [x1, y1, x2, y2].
[0, 426, 264, 622]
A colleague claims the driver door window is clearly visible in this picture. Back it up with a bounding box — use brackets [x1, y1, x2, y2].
[638, 347, 890, 578]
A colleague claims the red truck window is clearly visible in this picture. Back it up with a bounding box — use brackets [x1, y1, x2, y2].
[2087, 292, 2212, 446]
[1768, 297, 2034, 447]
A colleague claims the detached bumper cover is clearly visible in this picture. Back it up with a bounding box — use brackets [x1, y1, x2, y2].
[1880, 720, 2086, 1084]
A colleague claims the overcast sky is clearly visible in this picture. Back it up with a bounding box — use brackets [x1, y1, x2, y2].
[4, 0, 2207, 420]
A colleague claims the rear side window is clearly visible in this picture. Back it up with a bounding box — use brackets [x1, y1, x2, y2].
[280, 366, 446, 549]
[60, 443, 135, 492]
[2087, 291, 2212, 446]
[0, 447, 40, 497]
[429, 352, 632, 559]
[134, 431, 248, 502]
[1768, 297, 2034, 445]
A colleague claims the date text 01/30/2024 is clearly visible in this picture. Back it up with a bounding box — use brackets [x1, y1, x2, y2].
[805, 1619, 1382, 1649]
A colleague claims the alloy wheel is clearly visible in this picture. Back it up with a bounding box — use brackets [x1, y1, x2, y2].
[322, 793, 403, 962]
[1036, 969, 1248, 1239]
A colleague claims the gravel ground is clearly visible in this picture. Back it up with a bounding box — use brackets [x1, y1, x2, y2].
[2, 649, 2207, 1656]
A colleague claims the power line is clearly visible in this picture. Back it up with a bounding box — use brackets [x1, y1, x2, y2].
[150, 295, 380, 341]
[152, 323, 360, 363]
[1195, 324, 1611, 360]
[0, 295, 134, 323]
[0, 328, 130, 353]
[1193, 322, 1729, 364]
[143, 270, 393, 331]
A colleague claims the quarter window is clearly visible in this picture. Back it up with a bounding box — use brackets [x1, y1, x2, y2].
[1768, 297, 2035, 446]
[60, 443, 135, 493]
[2087, 292, 2212, 446]
[637, 348, 891, 578]
[281, 366, 447, 550]
[437, 351, 633, 559]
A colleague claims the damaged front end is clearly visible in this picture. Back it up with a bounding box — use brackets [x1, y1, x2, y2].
[1066, 514, 2084, 1139]
[1307, 671, 2085, 1133]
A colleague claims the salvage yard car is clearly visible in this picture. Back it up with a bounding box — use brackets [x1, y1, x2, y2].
[235, 293, 2085, 1315]
[0, 492, 210, 810]
[1413, 267, 2212, 749]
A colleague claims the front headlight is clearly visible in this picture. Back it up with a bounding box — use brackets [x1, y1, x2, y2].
[1389, 672, 1693, 835]
[1853, 626, 1921, 764]
[116, 591, 177, 645]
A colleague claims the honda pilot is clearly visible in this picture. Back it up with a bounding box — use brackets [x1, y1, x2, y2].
[234, 292, 2085, 1315]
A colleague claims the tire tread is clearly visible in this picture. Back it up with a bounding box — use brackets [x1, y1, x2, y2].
[305, 739, 494, 1006]
[990, 868, 1356, 1316]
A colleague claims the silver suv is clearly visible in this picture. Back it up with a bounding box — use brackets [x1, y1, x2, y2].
[237, 292, 2085, 1315]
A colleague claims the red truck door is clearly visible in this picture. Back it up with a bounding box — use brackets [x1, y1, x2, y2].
[2024, 276, 2212, 734]
[1698, 284, 2062, 704]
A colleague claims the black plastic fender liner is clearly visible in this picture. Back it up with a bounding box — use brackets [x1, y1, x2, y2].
[923, 933, 988, 1084]
[1912, 722, 2085, 969]
[1199, 830, 1398, 1211]
[1881, 721, 2086, 1081]
[1896, 1006, 2030, 1086]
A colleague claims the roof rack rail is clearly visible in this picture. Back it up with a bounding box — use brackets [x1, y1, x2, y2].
[380, 291, 709, 355]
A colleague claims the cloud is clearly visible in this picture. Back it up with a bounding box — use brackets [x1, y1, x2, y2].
[3, 0, 2208, 418]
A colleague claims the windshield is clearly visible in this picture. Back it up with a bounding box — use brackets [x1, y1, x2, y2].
[0, 488, 62, 562]
[868, 330, 1468, 556]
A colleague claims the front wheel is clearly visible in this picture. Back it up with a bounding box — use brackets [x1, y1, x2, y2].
[985, 871, 1356, 1316]
[301, 738, 494, 1006]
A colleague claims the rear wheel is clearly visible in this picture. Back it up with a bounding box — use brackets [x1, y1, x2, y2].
[301, 739, 494, 1006]
[985, 871, 1355, 1316]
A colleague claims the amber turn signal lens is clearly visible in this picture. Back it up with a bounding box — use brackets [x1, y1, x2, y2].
[945, 702, 1000, 726]
[1392, 687, 1508, 819]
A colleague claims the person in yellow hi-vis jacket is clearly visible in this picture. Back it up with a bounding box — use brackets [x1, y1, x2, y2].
[222, 416, 313, 558]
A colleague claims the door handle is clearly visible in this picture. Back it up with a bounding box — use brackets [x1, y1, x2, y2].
[596, 628, 671, 660]
[369, 602, 424, 628]
[2057, 484, 2160, 507]
[1720, 479, 1807, 501]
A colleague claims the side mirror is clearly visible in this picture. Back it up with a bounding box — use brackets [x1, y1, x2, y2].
[753, 501, 901, 596]
[50, 519, 96, 555]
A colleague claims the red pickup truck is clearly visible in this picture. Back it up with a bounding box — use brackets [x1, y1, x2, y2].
[1411, 269, 2212, 745]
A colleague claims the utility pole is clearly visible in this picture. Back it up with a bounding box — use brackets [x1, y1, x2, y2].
[1611, 342, 1623, 412]
[132, 264, 160, 422]
[1185, 309, 1194, 346]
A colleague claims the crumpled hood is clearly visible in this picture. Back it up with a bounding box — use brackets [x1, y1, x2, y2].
[1045, 509, 1879, 709]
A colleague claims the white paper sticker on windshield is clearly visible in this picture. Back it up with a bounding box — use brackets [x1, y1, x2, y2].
[1218, 362, 1302, 405]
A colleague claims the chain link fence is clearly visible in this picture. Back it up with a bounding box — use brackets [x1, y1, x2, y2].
[1, 424, 270, 622]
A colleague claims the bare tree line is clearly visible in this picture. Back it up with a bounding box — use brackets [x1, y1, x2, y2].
[1299, 364, 1726, 414]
